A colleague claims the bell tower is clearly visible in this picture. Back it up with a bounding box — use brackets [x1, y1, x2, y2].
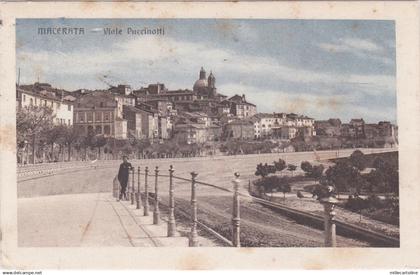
[208, 71, 215, 88]
[199, 67, 206, 80]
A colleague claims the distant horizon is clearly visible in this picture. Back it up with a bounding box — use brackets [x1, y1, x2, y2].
[16, 18, 397, 124]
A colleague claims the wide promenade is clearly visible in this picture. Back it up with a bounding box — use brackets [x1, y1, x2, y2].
[18, 148, 397, 247]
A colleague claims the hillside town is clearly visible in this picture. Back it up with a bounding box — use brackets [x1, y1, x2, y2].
[16, 67, 398, 163]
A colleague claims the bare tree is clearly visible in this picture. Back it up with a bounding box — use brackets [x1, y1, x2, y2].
[16, 105, 54, 164]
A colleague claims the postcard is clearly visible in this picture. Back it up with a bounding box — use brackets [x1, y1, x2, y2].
[0, 1, 419, 270]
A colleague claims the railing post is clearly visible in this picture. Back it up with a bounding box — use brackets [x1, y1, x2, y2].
[167, 165, 176, 237]
[131, 168, 135, 205]
[189, 172, 199, 247]
[144, 167, 149, 216]
[136, 166, 142, 209]
[320, 194, 338, 247]
[153, 166, 160, 225]
[232, 172, 241, 247]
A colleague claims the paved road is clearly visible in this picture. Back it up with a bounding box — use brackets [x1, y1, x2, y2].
[18, 148, 394, 247]
[17, 148, 396, 198]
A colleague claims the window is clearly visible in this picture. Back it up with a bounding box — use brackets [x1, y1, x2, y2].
[104, 125, 111, 135]
[35, 98, 37, 105]
[95, 126, 102, 134]
[87, 112, 93, 122]
[29, 98, 33, 106]
[68, 105, 71, 111]
[95, 112, 101, 122]
[23, 95, 26, 102]
[44, 100, 47, 106]
[104, 112, 109, 121]
[68, 119, 71, 125]
[79, 112, 85, 122]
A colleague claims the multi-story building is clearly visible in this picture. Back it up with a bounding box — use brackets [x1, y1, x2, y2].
[123, 105, 159, 140]
[228, 94, 257, 119]
[16, 84, 74, 126]
[252, 112, 315, 139]
[223, 119, 255, 140]
[280, 126, 298, 140]
[315, 118, 342, 137]
[73, 92, 127, 139]
[174, 123, 221, 144]
[349, 118, 365, 138]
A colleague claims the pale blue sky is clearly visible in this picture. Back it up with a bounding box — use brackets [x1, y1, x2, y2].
[16, 19, 396, 123]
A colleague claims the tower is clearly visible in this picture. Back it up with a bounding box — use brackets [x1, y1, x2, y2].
[208, 71, 216, 97]
[208, 71, 215, 88]
[199, 67, 206, 80]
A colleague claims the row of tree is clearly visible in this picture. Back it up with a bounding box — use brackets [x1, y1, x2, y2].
[255, 159, 298, 178]
[299, 151, 399, 197]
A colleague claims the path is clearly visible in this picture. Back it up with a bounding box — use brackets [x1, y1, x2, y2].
[18, 192, 215, 247]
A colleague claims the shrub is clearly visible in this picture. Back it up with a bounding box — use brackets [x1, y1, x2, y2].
[301, 161, 313, 174]
[350, 150, 367, 171]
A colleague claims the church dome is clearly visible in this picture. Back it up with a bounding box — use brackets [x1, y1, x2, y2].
[193, 79, 208, 91]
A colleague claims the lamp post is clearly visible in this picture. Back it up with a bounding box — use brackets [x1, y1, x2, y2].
[232, 172, 241, 247]
[189, 172, 199, 247]
[320, 187, 339, 247]
[167, 165, 176, 237]
[153, 166, 160, 224]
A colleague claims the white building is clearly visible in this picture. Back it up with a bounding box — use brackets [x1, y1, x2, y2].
[252, 112, 315, 140]
[16, 87, 74, 125]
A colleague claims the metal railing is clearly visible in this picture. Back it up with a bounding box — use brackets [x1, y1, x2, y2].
[111, 164, 376, 248]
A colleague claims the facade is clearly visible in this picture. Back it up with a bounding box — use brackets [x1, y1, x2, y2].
[123, 105, 159, 140]
[280, 126, 298, 140]
[252, 112, 315, 139]
[174, 123, 221, 144]
[228, 94, 257, 119]
[16, 86, 74, 126]
[315, 118, 342, 137]
[73, 92, 127, 139]
[349, 118, 365, 138]
[223, 119, 255, 140]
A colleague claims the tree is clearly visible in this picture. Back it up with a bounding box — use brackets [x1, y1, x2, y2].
[43, 125, 66, 162]
[297, 190, 305, 199]
[350, 150, 367, 171]
[278, 181, 291, 199]
[345, 195, 369, 222]
[310, 164, 325, 179]
[287, 164, 297, 177]
[301, 161, 313, 173]
[325, 160, 361, 198]
[311, 184, 335, 201]
[16, 105, 54, 164]
[92, 135, 107, 160]
[274, 158, 286, 174]
[62, 126, 82, 161]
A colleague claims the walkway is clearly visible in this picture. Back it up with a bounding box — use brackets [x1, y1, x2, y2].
[18, 193, 213, 247]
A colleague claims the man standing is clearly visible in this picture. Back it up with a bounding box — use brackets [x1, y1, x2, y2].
[117, 156, 133, 201]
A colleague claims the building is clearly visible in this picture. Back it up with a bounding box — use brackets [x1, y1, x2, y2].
[279, 126, 298, 140]
[315, 118, 342, 137]
[349, 118, 365, 138]
[123, 105, 159, 140]
[252, 112, 315, 139]
[228, 94, 257, 119]
[223, 119, 255, 140]
[16, 84, 74, 126]
[73, 92, 127, 139]
[174, 122, 221, 144]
